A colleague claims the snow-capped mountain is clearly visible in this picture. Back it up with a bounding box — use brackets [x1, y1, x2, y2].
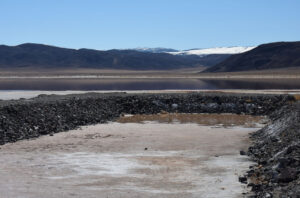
[169, 46, 256, 56]
[132, 46, 256, 56]
[132, 47, 179, 53]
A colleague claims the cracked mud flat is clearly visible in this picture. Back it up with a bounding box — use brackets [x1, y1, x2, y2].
[0, 114, 264, 198]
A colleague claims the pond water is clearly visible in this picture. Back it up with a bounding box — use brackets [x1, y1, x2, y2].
[0, 78, 300, 90]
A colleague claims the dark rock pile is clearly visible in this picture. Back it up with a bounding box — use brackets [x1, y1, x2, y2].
[0, 92, 292, 145]
[247, 103, 300, 197]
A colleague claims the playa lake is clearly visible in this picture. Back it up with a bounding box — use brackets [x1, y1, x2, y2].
[1, 78, 300, 91]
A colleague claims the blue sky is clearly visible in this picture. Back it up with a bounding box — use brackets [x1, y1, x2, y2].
[0, 0, 299, 50]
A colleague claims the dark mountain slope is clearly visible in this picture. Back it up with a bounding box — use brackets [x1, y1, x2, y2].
[203, 41, 300, 72]
[0, 43, 228, 70]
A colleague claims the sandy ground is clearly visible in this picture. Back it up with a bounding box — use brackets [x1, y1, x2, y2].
[1, 89, 300, 100]
[0, 114, 262, 198]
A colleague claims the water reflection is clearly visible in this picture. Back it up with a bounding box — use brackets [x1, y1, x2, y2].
[0, 78, 300, 90]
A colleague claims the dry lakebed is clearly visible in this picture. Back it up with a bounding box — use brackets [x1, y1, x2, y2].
[0, 113, 266, 198]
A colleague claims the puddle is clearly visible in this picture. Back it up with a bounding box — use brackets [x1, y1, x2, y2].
[117, 113, 267, 127]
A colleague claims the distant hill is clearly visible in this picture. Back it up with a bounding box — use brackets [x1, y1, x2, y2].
[0, 43, 231, 70]
[203, 41, 300, 72]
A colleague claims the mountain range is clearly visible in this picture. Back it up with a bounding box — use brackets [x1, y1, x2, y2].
[0, 43, 241, 70]
[204, 41, 300, 72]
[1, 42, 299, 72]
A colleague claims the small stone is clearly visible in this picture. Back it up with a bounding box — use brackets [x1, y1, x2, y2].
[171, 104, 178, 109]
[239, 176, 247, 184]
[240, 150, 247, 155]
[160, 110, 168, 114]
[144, 147, 148, 150]
[264, 192, 272, 198]
[277, 168, 298, 183]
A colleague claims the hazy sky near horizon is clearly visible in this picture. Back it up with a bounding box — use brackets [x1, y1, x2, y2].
[1, 0, 300, 50]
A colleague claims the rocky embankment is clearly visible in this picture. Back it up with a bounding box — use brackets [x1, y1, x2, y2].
[246, 103, 300, 197]
[0, 92, 291, 145]
[0, 92, 298, 197]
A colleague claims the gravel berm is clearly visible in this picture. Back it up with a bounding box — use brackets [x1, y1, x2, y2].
[246, 102, 300, 197]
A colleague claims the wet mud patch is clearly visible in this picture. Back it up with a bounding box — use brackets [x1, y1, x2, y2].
[117, 113, 267, 127]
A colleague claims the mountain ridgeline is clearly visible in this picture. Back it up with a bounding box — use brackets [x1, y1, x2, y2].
[0, 43, 230, 70]
[204, 41, 300, 72]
